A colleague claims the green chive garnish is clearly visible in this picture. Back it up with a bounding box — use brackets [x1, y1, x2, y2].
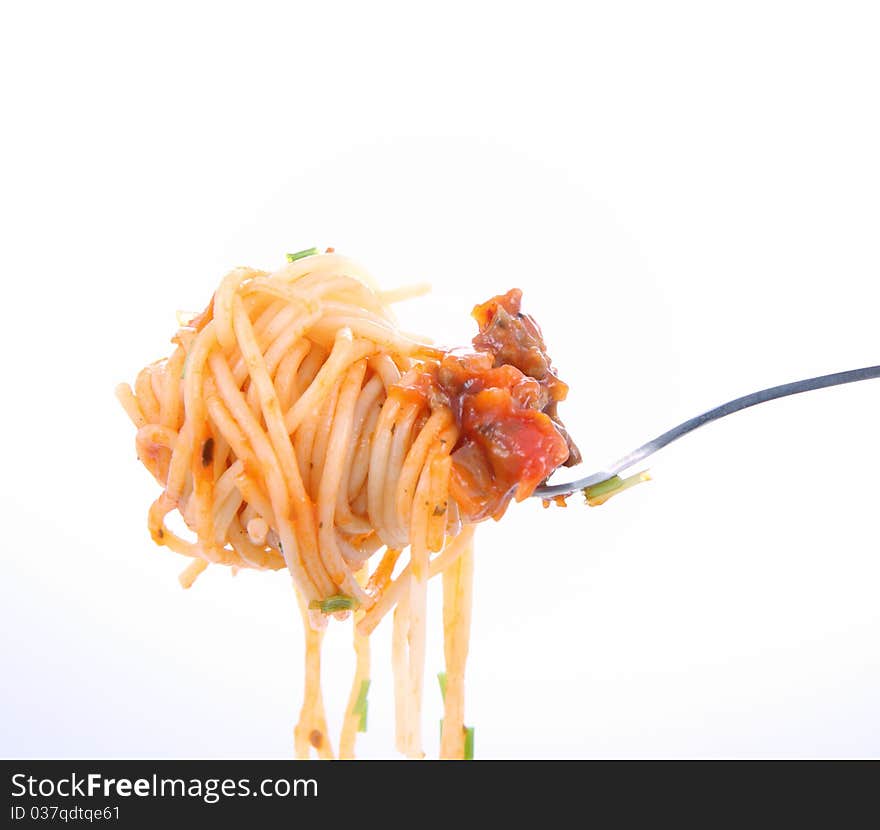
[309, 594, 359, 613]
[464, 726, 475, 761]
[352, 679, 370, 733]
[286, 247, 319, 262]
[583, 471, 650, 506]
[437, 672, 447, 702]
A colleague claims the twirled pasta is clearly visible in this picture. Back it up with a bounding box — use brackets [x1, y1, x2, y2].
[117, 250, 577, 759]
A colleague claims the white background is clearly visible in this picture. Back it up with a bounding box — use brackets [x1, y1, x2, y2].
[1, 1, 878, 759]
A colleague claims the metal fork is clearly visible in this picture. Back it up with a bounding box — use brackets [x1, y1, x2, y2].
[532, 364, 880, 499]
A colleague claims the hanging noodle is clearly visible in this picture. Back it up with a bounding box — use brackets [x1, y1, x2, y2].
[116, 250, 579, 759]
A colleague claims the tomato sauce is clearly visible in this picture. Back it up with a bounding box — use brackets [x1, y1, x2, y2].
[392, 289, 580, 522]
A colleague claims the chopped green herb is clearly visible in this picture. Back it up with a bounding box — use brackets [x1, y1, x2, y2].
[352, 679, 370, 733]
[439, 719, 474, 760]
[583, 471, 650, 507]
[286, 247, 319, 262]
[309, 594, 359, 613]
[353, 679, 370, 712]
[584, 476, 622, 500]
[437, 672, 447, 702]
[464, 726, 475, 760]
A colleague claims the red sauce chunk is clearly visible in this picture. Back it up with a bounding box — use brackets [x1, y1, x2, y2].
[392, 289, 581, 522]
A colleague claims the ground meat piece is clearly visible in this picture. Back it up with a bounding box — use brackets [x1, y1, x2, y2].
[390, 289, 580, 522]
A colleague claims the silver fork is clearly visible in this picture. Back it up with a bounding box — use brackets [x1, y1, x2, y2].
[532, 364, 880, 500]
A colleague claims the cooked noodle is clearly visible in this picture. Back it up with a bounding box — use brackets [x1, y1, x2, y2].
[117, 251, 576, 759]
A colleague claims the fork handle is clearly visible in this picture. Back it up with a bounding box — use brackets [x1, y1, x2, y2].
[533, 364, 880, 498]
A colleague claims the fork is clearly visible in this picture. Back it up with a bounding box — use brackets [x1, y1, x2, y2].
[532, 364, 880, 500]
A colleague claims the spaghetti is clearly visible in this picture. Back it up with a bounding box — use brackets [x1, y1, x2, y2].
[116, 250, 578, 759]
